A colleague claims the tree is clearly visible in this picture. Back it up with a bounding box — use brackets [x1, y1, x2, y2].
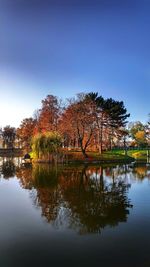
[134, 130, 147, 147]
[128, 121, 145, 139]
[85, 92, 105, 154]
[61, 94, 96, 158]
[103, 98, 130, 150]
[2, 126, 16, 148]
[17, 118, 36, 151]
[85, 93, 130, 153]
[148, 113, 150, 125]
[38, 95, 61, 133]
[128, 121, 148, 147]
[146, 114, 150, 145]
[32, 131, 62, 162]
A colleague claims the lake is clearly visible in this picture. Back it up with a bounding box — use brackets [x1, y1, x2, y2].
[0, 157, 150, 267]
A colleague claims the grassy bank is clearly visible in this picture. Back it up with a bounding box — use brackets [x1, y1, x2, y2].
[31, 150, 134, 164]
[65, 150, 134, 163]
[110, 149, 149, 162]
[30, 148, 150, 164]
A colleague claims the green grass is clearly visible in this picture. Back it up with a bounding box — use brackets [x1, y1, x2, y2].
[65, 150, 133, 163]
[30, 148, 149, 163]
[65, 148, 149, 162]
[109, 149, 148, 161]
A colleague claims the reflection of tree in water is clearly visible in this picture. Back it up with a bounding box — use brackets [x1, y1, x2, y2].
[60, 166, 132, 234]
[16, 164, 33, 189]
[131, 165, 150, 180]
[16, 164, 62, 223]
[0, 159, 16, 179]
[16, 164, 133, 234]
[32, 165, 62, 222]
[3, 160, 150, 234]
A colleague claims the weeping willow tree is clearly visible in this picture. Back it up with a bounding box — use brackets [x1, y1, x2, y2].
[32, 132, 62, 162]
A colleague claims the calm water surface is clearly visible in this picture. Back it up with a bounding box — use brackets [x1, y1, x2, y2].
[0, 157, 150, 267]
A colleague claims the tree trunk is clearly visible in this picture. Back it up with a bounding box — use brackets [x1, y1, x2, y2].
[81, 146, 88, 158]
[79, 138, 88, 158]
[99, 125, 103, 155]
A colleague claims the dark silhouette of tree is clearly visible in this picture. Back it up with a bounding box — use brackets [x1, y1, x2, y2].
[102, 98, 130, 150]
[85, 93, 130, 153]
[2, 126, 16, 149]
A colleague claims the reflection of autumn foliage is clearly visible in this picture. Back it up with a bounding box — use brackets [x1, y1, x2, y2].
[16, 165, 33, 189]
[36, 188, 61, 222]
[16, 163, 150, 234]
[60, 167, 132, 234]
[16, 164, 133, 234]
[134, 166, 150, 180]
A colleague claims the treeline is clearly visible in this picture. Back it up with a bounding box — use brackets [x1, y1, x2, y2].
[1, 92, 149, 158]
[17, 92, 130, 158]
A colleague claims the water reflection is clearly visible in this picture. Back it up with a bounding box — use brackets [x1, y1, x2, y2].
[0, 158, 138, 234]
[1, 159, 150, 234]
[0, 158, 16, 179]
[60, 166, 132, 234]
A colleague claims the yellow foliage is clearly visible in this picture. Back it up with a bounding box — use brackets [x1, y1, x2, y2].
[135, 130, 145, 140]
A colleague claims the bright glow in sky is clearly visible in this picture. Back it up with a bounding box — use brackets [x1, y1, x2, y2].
[0, 0, 150, 127]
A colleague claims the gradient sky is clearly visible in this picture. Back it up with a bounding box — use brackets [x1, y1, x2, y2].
[0, 0, 150, 127]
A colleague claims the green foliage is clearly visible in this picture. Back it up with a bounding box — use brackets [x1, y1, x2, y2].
[32, 131, 62, 159]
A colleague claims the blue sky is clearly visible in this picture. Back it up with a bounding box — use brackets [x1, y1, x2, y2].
[0, 0, 150, 127]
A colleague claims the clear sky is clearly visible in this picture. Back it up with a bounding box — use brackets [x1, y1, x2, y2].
[0, 0, 150, 127]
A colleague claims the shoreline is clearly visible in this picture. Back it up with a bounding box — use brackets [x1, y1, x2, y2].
[0, 149, 149, 165]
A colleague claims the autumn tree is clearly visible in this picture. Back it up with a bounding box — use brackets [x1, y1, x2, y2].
[61, 94, 96, 158]
[15, 92, 130, 155]
[85, 92, 105, 154]
[38, 95, 61, 133]
[128, 121, 145, 139]
[17, 118, 36, 151]
[134, 130, 147, 147]
[128, 121, 148, 147]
